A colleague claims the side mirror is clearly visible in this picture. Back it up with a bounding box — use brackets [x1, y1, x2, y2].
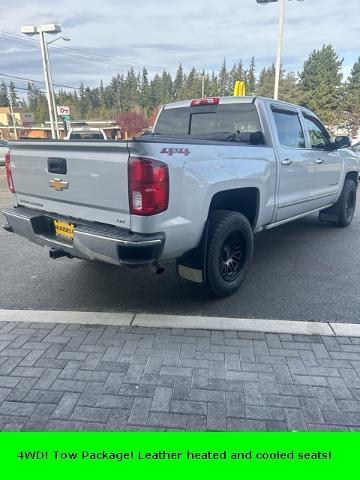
[334, 135, 351, 149]
[325, 135, 352, 151]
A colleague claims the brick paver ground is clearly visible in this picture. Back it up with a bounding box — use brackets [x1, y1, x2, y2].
[1, 320, 360, 431]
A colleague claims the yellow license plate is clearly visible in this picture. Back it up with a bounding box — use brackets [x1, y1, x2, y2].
[54, 219, 74, 242]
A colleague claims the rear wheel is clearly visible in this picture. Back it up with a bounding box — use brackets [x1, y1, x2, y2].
[205, 210, 253, 297]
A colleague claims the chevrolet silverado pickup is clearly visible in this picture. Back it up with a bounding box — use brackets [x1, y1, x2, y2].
[2, 96, 359, 297]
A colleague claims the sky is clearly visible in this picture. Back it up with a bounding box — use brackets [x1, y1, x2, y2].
[0, 0, 359, 93]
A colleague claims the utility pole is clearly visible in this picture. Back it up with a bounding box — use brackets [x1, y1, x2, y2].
[274, 0, 285, 100]
[39, 29, 56, 138]
[8, 86, 18, 140]
[201, 73, 205, 98]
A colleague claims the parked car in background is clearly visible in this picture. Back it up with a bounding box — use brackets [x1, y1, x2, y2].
[65, 127, 107, 140]
[0, 140, 9, 166]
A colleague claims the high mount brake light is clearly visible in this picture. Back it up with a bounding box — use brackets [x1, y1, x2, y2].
[191, 97, 220, 107]
[128, 157, 169, 216]
[5, 152, 15, 193]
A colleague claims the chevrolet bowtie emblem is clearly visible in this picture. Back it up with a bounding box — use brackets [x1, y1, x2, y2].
[49, 178, 69, 191]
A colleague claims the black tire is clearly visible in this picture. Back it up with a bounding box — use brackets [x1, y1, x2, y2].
[205, 210, 253, 297]
[331, 179, 357, 227]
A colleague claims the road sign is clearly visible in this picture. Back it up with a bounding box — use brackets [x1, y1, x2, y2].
[63, 115, 71, 121]
[57, 106, 70, 116]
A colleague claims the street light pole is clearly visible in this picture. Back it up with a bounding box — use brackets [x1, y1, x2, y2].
[44, 41, 60, 138]
[21, 24, 66, 139]
[274, 0, 285, 100]
[38, 29, 56, 138]
[45, 36, 71, 140]
[256, 0, 303, 100]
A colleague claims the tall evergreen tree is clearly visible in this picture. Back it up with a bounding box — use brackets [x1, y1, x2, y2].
[279, 72, 302, 104]
[160, 70, 173, 103]
[108, 74, 123, 112]
[8, 81, 19, 106]
[79, 83, 91, 118]
[228, 63, 237, 94]
[218, 59, 229, 96]
[174, 63, 185, 100]
[0, 81, 9, 107]
[149, 74, 162, 109]
[299, 44, 343, 126]
[26, 82, 48, 123]
[123, 67, 139, 111]
[140, 67, 150, 112]
[209, 70, 219, 96]
[246, 57, 256, 95]
[183, 68, 201, 99]
[256, 64, 278, 98]
[344, 57, 360, 136]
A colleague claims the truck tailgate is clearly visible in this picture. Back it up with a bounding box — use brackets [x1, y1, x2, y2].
[10, 141, 131, 228]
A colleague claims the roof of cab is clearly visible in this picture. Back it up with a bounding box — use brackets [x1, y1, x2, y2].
[163, 95, 316, 117]
[163, 96, 256, 109]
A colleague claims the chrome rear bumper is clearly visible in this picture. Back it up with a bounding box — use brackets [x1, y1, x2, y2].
[2, 206, 165, 266]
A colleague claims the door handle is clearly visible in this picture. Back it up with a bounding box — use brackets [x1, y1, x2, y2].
[281, 158, 293, 166]
[316, 158, 324, 164]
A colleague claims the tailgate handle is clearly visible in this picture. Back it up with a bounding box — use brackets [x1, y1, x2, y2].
[48, 157, 67, 175]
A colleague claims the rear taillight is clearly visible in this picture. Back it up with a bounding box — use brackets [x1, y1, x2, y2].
[128, 157, 169, 216]
[5, 152, 15, 193]
[191, 97, 219, 106]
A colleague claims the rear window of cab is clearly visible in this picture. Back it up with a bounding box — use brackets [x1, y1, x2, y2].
[154, 104, 261, 136]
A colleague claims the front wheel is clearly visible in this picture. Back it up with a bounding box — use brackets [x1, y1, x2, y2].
[336, 179, 357, 227]
[320, 179, 357, 228]
[205, 210, 254, 297]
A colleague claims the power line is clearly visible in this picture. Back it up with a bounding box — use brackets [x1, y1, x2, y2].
[3, 31, 165, 70]
[0, 33, 162, 75]
[0, 73, 80, 90]
[0, 31, 165, 72]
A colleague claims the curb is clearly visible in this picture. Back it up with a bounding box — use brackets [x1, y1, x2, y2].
[0, 309, 360, 337]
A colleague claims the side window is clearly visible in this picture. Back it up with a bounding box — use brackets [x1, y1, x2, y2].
[272, 109, 305, 149]
[304, 116, 330, 150]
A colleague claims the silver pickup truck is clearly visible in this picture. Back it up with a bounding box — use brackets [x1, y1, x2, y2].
[3, 96, 358, 297]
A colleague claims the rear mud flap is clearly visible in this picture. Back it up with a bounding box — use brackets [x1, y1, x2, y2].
[176, 221, 209, 285]
[319, 204, 340, 223]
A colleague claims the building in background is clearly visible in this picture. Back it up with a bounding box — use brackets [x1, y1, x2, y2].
[0, 114, 121, 140]
[0, 107, 35, 140]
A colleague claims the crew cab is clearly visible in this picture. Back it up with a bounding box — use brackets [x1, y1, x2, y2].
[3, 96, 358, 297]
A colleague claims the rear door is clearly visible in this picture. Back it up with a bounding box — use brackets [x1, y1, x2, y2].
[271, 107, 315, 221]
[11, 141, 131, 228]
[303, 114, 342, 206]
